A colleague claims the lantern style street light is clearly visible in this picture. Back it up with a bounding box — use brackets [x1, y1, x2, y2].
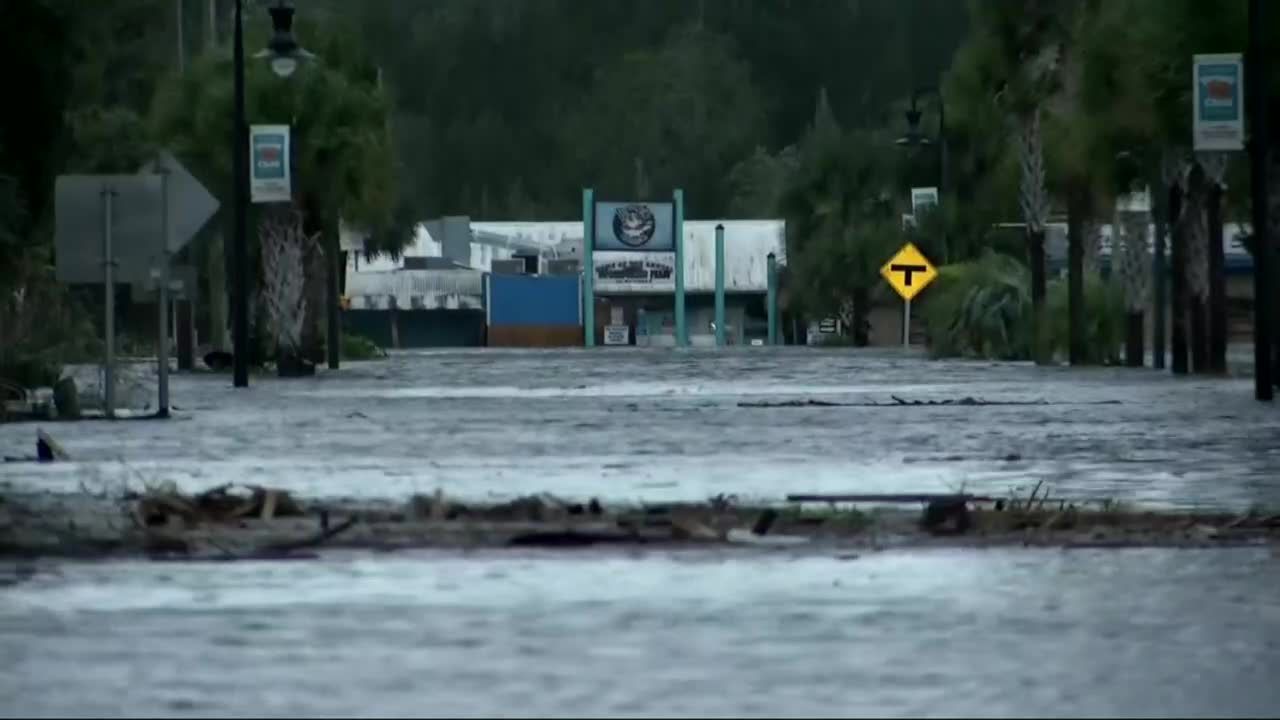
[895, 87, 948, 204]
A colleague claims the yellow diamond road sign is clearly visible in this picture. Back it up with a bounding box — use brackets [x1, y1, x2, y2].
[880, 243, 937, 301]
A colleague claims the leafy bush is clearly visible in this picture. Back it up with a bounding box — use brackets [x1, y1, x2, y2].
[1037, 273, 1126, 365]
[920, 250, 1032, 360]
[0, 358, 62, 390]
[340, 333, 388, 360]
[1, 253, 103, 390]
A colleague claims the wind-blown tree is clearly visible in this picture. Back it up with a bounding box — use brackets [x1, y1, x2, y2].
[1112, 0, 1257, 374]
[779, 91, 904, 344]
[959, 0, 1069, 362]
[1070, 0, 1167, 366]
[151, 18, 404, 364]
[1045, 0, 1162, 366]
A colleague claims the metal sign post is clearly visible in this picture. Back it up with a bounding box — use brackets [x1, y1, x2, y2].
[902, 299, 911, 348]
[156, 170, 172, 417]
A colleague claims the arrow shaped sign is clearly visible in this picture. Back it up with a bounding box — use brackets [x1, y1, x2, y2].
[139, 150, 220, 254]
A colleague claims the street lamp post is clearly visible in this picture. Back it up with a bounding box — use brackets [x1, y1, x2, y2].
[896, 87, 948, 259]
[1248, 0, 1273, 400]
[231, 0, 312, 388]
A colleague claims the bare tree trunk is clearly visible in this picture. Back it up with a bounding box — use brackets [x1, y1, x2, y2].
[1196, 152, 1229, 374]
[1170, 182, 1188, 375]
[1066, 185, 1086, 365]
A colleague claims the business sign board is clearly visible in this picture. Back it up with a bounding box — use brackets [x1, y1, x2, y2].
[910, 187, 939, 217]
[593, 251, 676, 293]
[1193, 53, 1244, 152]
[250, 124, 292, 203]
[130, 264, 199, 304]
[593, 202, 675, 252]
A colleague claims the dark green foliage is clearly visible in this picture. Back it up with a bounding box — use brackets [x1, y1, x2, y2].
[920, 251, 1033, 360]
[1039, 273, 1126, 365]
[340, 333, 387, 361]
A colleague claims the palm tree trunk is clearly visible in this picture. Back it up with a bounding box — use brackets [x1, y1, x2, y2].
[1118, 205, 1149, 368]
[1186, 164, 1210, 374]
[1028, 231, 1047, 308]
[1170, 183, 1188, 375]
[1066, 187, 1086, 365]
[1126, 312, 1144, 367]
[1152, 171, 1169, 369]
[1207, 182, 1227, 373]
[1016, 112, 1050, 364]
[1189, 296, 1208, 372]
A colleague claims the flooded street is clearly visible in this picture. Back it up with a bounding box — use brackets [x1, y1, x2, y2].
[3, 548, 1280, 718]
[3, 350, 1280, 717]
[2, 348, 1278, 509]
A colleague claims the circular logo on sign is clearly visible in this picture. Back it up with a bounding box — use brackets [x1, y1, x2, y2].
[612, 205, 657, 248]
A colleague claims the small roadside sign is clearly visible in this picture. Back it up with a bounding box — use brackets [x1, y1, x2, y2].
[880, 242, 937, 302]
[603, 325, 630, 345]
[1193, 53, 1244, 152]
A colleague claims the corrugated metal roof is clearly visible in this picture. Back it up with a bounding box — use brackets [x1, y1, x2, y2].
[345, 269, 484, 310]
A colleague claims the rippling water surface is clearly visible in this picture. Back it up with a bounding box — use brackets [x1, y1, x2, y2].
[3, 548, 1280, 718]
[2, 349, 1278, 509]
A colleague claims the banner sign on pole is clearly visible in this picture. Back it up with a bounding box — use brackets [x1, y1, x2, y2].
[593, 202, 675, 252]
[1193, 53, 1244, 152]
[250, 124, 292, 203]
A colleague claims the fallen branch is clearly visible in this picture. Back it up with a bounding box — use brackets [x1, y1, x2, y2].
[786, 493, 996, 504]
[738, 398, 1121, 409]
[260, 516, 357, 554]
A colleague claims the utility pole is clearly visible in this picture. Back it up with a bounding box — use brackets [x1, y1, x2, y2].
[1248, 0, 1273, 400]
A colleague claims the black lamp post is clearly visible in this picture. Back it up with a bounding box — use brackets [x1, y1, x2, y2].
[232, 0, 312, 388]
[1248, 0, 1273, 400]
[895, 87, 948, 258]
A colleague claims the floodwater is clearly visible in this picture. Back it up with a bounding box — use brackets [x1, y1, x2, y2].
[3, 548, 1280, 718]
[2, 348, 1278, 509]
[4, 350, 1280, 718]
